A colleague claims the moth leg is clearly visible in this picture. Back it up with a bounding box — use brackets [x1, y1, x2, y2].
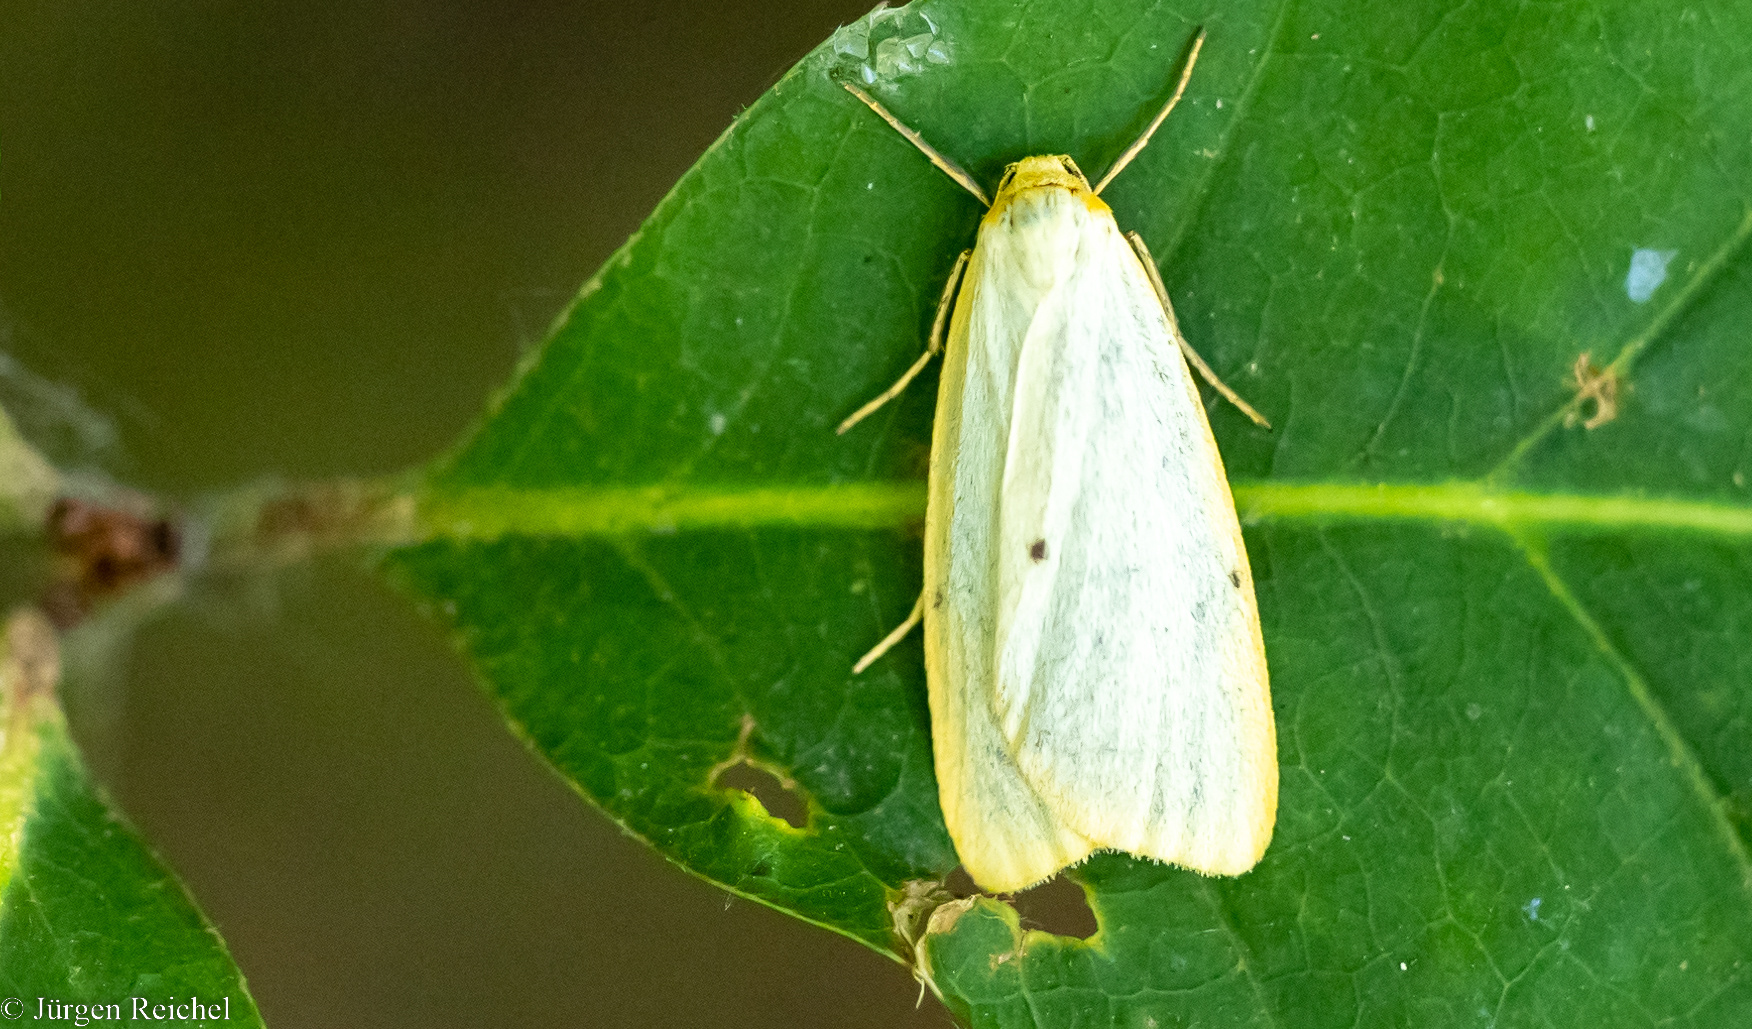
[836, 249, 971, 435]
[1126, 230, 1271, 429]
[1093, 28, 1206, 195]
[851, 589, 925, 674]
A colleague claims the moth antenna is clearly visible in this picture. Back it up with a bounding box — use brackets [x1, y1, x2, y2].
[1093, 27, 1206, 195]
[842, 82, 991, 207]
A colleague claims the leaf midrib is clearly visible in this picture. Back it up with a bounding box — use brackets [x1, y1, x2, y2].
[413, 480, 1752, 539]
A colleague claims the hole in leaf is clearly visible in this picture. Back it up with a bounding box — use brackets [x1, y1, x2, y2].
[939, 866, 1099, 941]
[943, 865, 980, 898]
[1008, 873, 1098, 940]
[714, 760, 808, 829]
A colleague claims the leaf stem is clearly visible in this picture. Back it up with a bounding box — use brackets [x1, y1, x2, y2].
[195, 475, 421, 574]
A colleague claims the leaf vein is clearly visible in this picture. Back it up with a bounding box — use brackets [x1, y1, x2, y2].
[1512, 533, 1752, 893]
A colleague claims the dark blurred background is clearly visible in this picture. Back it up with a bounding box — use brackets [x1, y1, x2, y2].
[0, 0, 954, 1025]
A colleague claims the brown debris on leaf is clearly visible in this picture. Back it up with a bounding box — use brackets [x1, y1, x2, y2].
[889, 878, 954, 953]
[1565, 351, 1620, 430]
[888, 880, 962, 1007]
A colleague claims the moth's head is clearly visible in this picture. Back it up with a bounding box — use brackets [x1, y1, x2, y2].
[989, 156, 1109, 219]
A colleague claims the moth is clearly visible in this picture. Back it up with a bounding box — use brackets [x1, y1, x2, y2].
[838, 30, 1277, 893]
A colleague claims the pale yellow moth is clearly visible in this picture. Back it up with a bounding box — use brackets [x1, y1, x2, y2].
[838, 30, 1277, 893]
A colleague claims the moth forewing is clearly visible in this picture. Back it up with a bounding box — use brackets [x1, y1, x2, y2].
[923, 225, 1098, 893]
[1152, 257, 1279, 874]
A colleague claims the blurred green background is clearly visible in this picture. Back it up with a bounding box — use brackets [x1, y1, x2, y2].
[1, 0, 950, 1024]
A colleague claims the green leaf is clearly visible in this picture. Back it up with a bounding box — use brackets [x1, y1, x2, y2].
[0, 613, 263, 1025]
[388, 0, 1752, 1023]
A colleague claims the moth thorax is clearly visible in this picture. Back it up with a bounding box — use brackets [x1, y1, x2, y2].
[986, 185, 1097, 290]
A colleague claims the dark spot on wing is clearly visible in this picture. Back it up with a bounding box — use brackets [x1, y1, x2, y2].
[1029, 539, 1048, 562]
[933, 589, 945, 610]
[1229, 570, 1242, 588]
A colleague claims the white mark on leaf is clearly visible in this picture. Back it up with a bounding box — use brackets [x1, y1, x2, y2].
[1626, 248, 1677, 303]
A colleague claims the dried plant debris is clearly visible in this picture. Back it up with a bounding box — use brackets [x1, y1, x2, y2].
[42, 498, 180, 627]
[1566, 351, 1620, 430]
